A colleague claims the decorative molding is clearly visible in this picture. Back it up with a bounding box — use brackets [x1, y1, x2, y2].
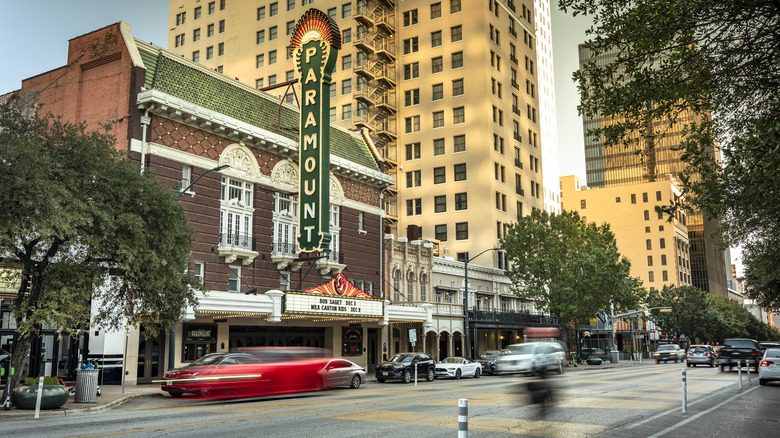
[220, 143, 259, 181]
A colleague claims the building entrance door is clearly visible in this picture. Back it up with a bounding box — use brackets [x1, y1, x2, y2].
[137, 336, 161, 383]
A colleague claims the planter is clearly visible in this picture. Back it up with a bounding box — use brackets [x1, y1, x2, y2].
[11, 384, 69, 410]
[586, 357, 603, 365]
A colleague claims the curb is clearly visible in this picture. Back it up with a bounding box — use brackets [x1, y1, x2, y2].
[0, 392, 156, 419]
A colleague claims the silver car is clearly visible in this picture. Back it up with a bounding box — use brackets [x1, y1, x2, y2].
[759, 348, 780, 386]
[495, 342, 565, 375]
[320, 358, 366, 389]
[686, 345, 718, 367]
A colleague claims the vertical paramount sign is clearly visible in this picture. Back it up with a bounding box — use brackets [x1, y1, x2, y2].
[290, 9, 341, 253]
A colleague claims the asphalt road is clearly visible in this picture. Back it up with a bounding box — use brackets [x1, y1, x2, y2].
[4, 364, 778, 437]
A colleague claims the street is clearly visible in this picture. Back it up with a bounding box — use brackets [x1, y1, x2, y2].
[3, 363, 778, 437]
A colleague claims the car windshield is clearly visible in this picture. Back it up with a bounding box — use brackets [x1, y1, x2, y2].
[724, 340, 755, 348]
[442, 357, 463, 364]
[690, 347, 708, 353]
[188, 354, 227, 366]
[388, 353, 414, 363]
[504, 345, 535, 355]
[658, 345, 676, 351]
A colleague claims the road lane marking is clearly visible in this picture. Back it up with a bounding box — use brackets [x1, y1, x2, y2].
[648, 385, 758, 437]
[625, 384, 735, 429]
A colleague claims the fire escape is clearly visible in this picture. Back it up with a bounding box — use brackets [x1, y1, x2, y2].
[353, 0, 398, 232]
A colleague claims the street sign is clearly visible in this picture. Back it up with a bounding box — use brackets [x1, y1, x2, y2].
[409, 328, 417, 343]
[596, 310, 607, 323]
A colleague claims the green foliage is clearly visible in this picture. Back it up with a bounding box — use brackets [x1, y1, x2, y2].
[0, 105, 200, 338]
[501, 210, 644, 343]
[24, 377, 62, 385]
[561, 0, 780, 309]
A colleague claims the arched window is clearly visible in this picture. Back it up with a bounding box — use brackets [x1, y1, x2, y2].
[420, 274, 427, 302]
[407, 271, 415, 302]
[393, 270, 401, 303]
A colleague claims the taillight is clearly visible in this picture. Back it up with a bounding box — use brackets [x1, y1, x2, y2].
[760, 360, 773, 367]
[706, 353, 711, 357]
[752, 351, 758, 358]
[717, 350, 722, 357]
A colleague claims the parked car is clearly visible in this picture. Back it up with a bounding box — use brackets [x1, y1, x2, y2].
[685, 345, 717, 367]
[495, 342, 565, 375]
[581, 347, 607, 359]
[719, 338, 762, 371]
[435, 357, 482, 379]
[654, 344, 684, 363]
[160, 350, 330, 398]
[375, 352, 435, 383]
[477, 350, 507, 375]
[320, 358, 365, 389]
[759, 348, 780, 386]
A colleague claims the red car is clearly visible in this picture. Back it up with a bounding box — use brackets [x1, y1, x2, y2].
[160, 349, 334, 398]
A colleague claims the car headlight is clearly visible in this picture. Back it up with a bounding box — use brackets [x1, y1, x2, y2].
[670, 353, 677, 356]
[653, 353, 660, 357]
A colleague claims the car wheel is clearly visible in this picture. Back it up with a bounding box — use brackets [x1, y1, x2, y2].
[709, 362, 714, 368]
[760, 379, 767, 386]
[686, 363, 691, 367]
[168, 390, 184, 398]
[720, 365, 726, 372]
[474, 368, 481, 378]
[656, 360, 660, 364]
[425, 368, 435, 382]
[350, 375, 361, 389]
[377, 377, 386, 383]
[455, 369, 462, 380]
[403, 369, 412, 384]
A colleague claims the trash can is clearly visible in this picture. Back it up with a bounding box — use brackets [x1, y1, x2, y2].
[75, 369, 99, 403]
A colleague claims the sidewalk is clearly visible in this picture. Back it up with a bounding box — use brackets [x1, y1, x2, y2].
[0, 383, 161, 420]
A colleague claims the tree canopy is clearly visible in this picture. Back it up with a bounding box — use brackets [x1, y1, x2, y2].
[501, 210, 645, 346]
[0, 105, 200, 390]
[561, 0, 780, 309]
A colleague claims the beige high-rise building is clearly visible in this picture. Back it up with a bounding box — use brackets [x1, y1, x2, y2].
[560, 175, 692, 291]
[167, 0, 548, 269]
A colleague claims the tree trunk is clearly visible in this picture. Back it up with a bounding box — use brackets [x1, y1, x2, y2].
[2, 333, 32, 403]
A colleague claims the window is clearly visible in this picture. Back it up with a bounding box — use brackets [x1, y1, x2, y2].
[451, 25, 462, 42]
[660, 238, 666, 249]
[219, 19, 225, 33]
[646, 239, 652, 250]
[256, 30, 265, 44]
[661, 254, 667, 265]
[406, 170, 421, 188]
[257, 6, 265, 20]
[174, 34, 185, 47]
[255, 54, 264, 68]
[342, 3, 352, 18]
[433, 111, 445, 128]
[268, 50, 277, 64]
[255, 78, 264, 89]
[405, 89, 420, 106]
[269, 26, 278, 40]
[452, 79, 464, 96]
[342, 79, 352, 95]
[656, 191, 662, 201]
[451, 0, 462, 13]
[393, 270, 401, 303]
[327, 7, 336, 20]
[176, 12, 186, 26]
[207, 23, 214, 37]
[431, 2, 442, 18]
[648, 271, 655, 282]
[220, 0, 226, 10]
[644, 210, 650, 220]
[194, 6, 202, 19]
[218, 42, 224, 56]
[435, 224, 447, 241]
[268, 74, 276, 86]
[580, 200, 587, 209]
[286, 70, 294, 82]
[453, 107, 465, 124]
[406, 199, 422, 216]
[193, 28, 201, 42]
[434, 195, 447, 213]
[270, 2, 278, 16]
[403, 9, 418, 26]
[454, 163, 466, 181]
[657, 210, 664, 220]
[403, 37, 419, 54]
[455, 192, 468, 210]
[643, 192, 649, 202]
[405, 115, 420, 133]
[228, 265, 240, 292]
[648, 256, 653, 266]
[631, 194, 637, 204]
[453, 134, 465, 152]
[193, 261, 204, 284]
[342, 104, 352, 120]
[433, 166, 446, 184]
[342, 28, 351, 43]
[451, 51, 463, 68]
[432, 83, 444, 100]
[404, 62, 419, 79]
[433, 138, 445, 155]
[431, 31, 442, 47]
[342, 54, 352, 70]
[405, 143, 421, 160]
[432, 56, 443, 73]
[206, 46, 214, 59]
[455, 222, 468, 240]
[220, 176, 254, 252]
[192, 50, 200, 62]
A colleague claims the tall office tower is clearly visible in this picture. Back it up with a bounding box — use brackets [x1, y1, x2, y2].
[578, 45, 728, 296]
[168, 0, 546, 269]
[532, 0, 560, 214]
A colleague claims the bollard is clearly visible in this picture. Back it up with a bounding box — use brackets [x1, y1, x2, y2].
[681, 369, 687, 414]
[414, 366, 418, 387]
[458, 398, 468, 438]
[34, 376, 44, 419]
[738, 361, 743, 390]
[746, 360, 751, 385]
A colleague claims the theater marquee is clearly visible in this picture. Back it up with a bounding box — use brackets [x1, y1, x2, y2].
[284, 273, 384, 318]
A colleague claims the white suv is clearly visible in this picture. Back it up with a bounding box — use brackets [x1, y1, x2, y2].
[495, 342, 566, 375]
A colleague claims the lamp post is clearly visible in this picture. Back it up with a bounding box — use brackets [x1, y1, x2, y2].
[168, 164, 229, 371]
[463, 247, 500, 360]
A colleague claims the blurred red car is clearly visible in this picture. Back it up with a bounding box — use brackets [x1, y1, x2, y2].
[160, 348, 335, 398]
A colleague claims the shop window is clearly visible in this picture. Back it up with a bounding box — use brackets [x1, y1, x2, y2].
[342, 327, 363, 356]
[182, 324, 217, 361]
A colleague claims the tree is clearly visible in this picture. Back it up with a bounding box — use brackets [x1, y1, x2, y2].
[561, 0, 780, 308]
[0, 105, 199, 395]
[501, 210, 644, 350]
[647, 285, 715, 343]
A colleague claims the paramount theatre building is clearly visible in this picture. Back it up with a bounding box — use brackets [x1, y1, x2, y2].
[5, 20, 436, 384]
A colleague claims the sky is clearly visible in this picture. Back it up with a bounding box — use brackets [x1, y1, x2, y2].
[0, 2, 741, 274]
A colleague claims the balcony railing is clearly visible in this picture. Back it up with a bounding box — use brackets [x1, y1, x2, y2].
[271, 241, 298, 256]
[218, 233, 254, 251]
[470, 309, 559, 326]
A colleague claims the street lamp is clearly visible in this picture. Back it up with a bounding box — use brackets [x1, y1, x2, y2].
[463, 247, 500, 360]
[177, 164, 230, 199]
